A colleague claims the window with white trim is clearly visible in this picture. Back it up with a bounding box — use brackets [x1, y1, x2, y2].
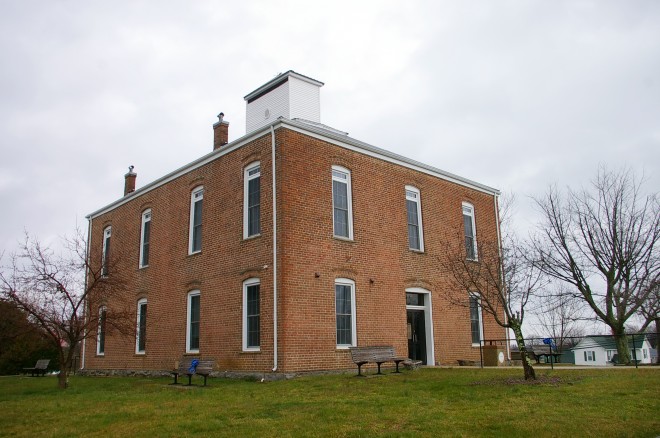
[243, 278, 260, 351]
[405, 186, 424, 251]
[244, 162, 261, 238]
[136, 298, 147, 354]
[332, 166, 353, 239]
[97, 306, 107, 355]
[335, 278, 357, 348]
[139, 209, 151, 268]
[189, 187, 204, 254]
[469, 293, 483, 346]
[462, 203, 477, 260]
[584, 350, 595, 361]
[186, 290, 200, 353]
[101, 226, 111, 277]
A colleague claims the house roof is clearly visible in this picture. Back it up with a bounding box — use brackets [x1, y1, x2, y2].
[572, 335, 649, 351]
[87, 117, 500, 220]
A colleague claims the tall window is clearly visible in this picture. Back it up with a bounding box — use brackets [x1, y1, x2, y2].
[462, 203, 477, 260]
[406, 186, 424, 251]
[469, 294, 483, 346]
[186, 290, 200, 353]
[335, 278, 356, 348]
[97, 306, 107, 355]
[189, 187, 204, 254]
[139, 209, 151, 268]
[136, 298, 147, 354]
[101, 226, 111, 277]
[243, 279, 260, 351]
[332, 166, 353, 239]
[244, 162, 261, 238]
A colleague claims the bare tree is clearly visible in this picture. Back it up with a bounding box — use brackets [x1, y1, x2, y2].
[532, 167, 659, 364]
[530, 284, 586, 352]
[442, 195, 544, 380]
[0, 230, 131, 389]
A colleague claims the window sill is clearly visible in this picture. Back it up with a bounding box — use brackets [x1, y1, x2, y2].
[138, 265, 149, 270]
[135, 352, 146, 356]
[184, 351, 200, 355]
[333, 236, 354, 243]
[409, 249, 425, 254]
[336, 345, 353, 350]
[241, 349, 261, 354]
[243, 234, 261, 241]
[187, 251, 202, 257]
[96, 353, 105, 357]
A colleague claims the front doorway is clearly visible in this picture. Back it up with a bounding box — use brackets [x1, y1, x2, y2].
[405, 289, 434, 365]
[407, 309, 426, 364]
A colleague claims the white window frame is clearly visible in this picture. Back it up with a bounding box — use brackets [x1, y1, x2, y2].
[242, 278, 261, 352]
[101, 226, 111, 277]
[139, 209, 151, 268]
[335, 278, 357, 349]
[405, 186, 424, 251]
[96, 305, 107, 356]
[469, 293, 484, 346]
[243, 162, 261, 239]
[135, 298, 147, 354]
[188, 186, 204, 254]
[186, 290, 201, 353]
[331, 166, 354, 240]
[462, 202, 478, 260]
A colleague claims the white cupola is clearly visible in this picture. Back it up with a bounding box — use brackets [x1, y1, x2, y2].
[244, 71, 324, 133]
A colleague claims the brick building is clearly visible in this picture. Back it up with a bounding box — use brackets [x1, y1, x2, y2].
[82, 71, 505, 374]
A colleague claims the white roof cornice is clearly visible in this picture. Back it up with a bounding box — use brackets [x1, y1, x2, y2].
[87, 118, 499, 220]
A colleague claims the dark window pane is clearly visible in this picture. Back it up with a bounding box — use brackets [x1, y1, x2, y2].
[142, 220, 150, 266]
[406, 293, 424, 306]
[138, 303, 147, 351]
[102, 236, 111, 276]
[335, 284, 352, 345]
[246, 284, 260, 348]
[192, 200, 203, 252]
[248, 177, 261, 236]
[98, 309, 106, 353]
[333, 180, 350, 238]
[470, 296, 481, 344]
[464, 213, 475, 259]
[407, 199, 420, 250]
[190, 295, 200, 350]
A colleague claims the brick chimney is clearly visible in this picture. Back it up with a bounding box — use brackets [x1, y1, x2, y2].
[213, 112, 229, 150]
[124, 166, 136, 196]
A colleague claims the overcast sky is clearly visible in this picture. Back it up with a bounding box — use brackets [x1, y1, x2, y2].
[1, 0, 658, 261]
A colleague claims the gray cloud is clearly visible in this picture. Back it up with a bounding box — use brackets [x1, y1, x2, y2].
[1, 0, 658, 253]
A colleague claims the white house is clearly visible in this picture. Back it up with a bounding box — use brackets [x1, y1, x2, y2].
[572, 335, 653, 366]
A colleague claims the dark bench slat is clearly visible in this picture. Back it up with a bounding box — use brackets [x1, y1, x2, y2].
[349, 346, 407, 376]
[171, 358, 215, 386]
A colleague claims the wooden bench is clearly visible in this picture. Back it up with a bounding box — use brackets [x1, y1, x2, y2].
[349, 346, 407, 376]
[171, 357, 214, 386]
[23, 359, 50, 377]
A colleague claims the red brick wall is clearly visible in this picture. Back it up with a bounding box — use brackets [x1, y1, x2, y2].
[83, 126, 505, 373]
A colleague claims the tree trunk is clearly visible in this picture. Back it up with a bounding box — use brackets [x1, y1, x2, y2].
[511, 323, 536, 380]
[613, 329, 631, 365]
[56, 348, 69, 389]
[57, 369, 68, 389]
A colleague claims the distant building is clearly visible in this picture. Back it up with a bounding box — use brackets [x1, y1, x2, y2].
[82, 71, 505, 375]
[572, 335, 653, 366]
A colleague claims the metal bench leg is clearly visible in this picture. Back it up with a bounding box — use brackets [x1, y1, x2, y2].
[186, 374, 192, 386]
[394, 361, 401, 373]
[377, 363, 383, 375]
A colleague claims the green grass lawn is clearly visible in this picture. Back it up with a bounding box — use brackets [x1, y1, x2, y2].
[0, 368, 658, 437]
